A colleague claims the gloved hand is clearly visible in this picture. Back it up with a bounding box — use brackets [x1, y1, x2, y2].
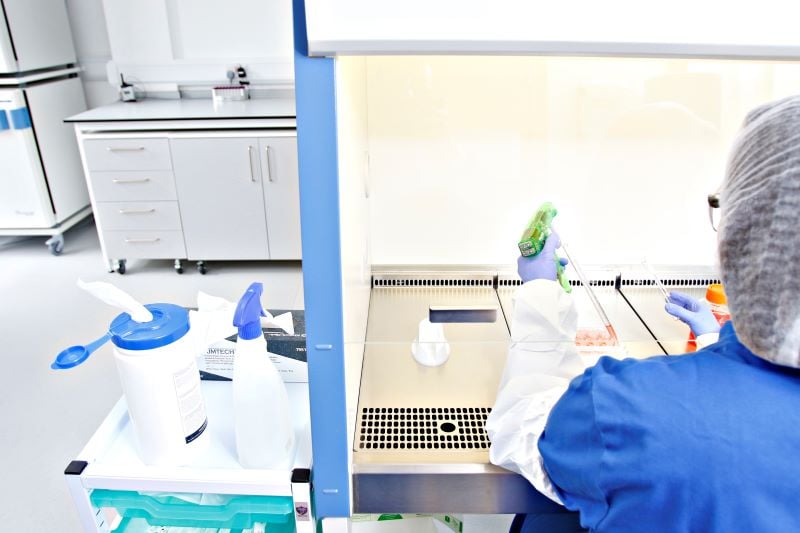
[517, 232, 568, 283]
[665, 292, 721, 336]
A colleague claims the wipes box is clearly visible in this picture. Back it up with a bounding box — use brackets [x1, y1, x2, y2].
[198, 309, 307, 383]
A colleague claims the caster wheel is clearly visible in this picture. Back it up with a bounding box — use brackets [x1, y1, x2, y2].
[174, 259, 183, 274]
[197, 261, 207, 275]
[175, 267, 183, 274]
[117, 260, 127, 275]
[45, 235, 64, 256]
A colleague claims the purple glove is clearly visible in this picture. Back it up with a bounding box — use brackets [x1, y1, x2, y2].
[517, 231, 569, 283]
[665, 292, 721, 336]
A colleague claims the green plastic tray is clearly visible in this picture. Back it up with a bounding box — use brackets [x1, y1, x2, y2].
[91, 490, 294, 531]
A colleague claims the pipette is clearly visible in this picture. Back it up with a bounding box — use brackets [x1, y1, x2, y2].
[518, 202, 571, 292]
[642, 259, 670, 301]
[561, 244, 618, 343]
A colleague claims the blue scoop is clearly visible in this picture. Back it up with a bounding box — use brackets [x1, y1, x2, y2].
[52, 333, 112, 370]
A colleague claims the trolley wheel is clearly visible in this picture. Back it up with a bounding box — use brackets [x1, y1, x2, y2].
[45, 234, 64, 256]
[117, 259, 127, 275]
[197, 261, 207, 275]
[174, 259, 183, 274]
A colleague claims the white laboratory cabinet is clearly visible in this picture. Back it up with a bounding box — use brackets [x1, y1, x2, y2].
[0, 0, 76, 73]
[171, 136, 299, 261]
[0, 78, 87, 230]
[0, 0, 89, 252]
[83, 136, 187, 265]
[67, 99, 301, 274]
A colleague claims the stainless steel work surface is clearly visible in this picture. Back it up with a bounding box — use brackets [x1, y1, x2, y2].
[356, 284, 507, 465]
[497, 281, 665, 360]
[352, 271, 675, 513]
[620, 284, 707, 355]
[352, 277, 567, 513]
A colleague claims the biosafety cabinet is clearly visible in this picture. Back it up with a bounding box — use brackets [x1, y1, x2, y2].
[293, 1, 800, 529]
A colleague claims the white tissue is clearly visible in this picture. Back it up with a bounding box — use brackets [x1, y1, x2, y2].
[412, 318, 451, 367]
[140, 491, 233, 506]
[263, 310, 294, 335]
[188, 292, 294, 355]
[188, 292, 239, 354]
[77, 279, 153, 322]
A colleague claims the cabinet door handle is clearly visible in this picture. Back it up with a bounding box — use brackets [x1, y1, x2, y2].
[247, 145, 256, 182]
[107, 146, 145, 152]
[118, 208, 156, 215]
[264, 145, 273, 182]
[124, 237, 161, 243]
[112, 178, 151, 184]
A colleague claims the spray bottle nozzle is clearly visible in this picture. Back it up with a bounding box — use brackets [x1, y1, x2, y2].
[233, 282, 267, 340]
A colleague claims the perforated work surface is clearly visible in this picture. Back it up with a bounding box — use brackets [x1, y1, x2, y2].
[358, 407, 491, 451]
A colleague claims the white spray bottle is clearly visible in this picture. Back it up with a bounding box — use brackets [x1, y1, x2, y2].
[233, 282, 296, 469]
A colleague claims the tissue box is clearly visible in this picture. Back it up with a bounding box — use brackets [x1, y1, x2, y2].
[198, 309, 307, 383]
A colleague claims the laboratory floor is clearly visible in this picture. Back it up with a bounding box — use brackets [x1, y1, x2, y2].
[0, 218, 304, 532]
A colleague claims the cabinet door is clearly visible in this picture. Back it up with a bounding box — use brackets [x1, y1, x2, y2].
[259, 136, 301, 259]
[171, 138, 269, 260]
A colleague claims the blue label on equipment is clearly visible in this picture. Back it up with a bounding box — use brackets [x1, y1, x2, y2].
[10, 107, 30, 129]
[0, 111, 8, 131]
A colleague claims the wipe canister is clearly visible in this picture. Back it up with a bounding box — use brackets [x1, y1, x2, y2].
[110, 303, 208, 466]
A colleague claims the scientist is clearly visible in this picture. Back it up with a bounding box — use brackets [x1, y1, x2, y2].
[487, 95, 800, 533]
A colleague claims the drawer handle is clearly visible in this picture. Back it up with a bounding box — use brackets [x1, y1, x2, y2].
[247, 145, 256, 182]
[264, 145, 273, 182]
[124, 237, 161, 244]
[118, 208, 156, 215]
[107, 146, 145, 152]
[112, 178, 151, 184]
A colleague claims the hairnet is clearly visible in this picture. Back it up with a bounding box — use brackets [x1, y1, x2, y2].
[719, 95, 800, 368]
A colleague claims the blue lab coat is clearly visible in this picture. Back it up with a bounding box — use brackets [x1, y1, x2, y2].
[534, 322, 800, 532]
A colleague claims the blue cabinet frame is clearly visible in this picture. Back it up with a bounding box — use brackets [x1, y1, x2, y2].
[293, 0, 351, 519]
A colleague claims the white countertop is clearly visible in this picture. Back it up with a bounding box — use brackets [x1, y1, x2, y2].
[66, 98, 296, 123]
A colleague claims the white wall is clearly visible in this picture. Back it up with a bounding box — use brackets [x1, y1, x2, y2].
[342, 56, 800, 267]
[100, 0, 294, 92]
[65, 0, 117, 108]
[66, 0, 294, 103]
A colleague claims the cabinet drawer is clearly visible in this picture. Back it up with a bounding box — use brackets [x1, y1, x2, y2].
[90, 171, 177, 202]
[102, 230, 186, 259]
[96, 201, 183, 231]
[84, 138, 172, 171]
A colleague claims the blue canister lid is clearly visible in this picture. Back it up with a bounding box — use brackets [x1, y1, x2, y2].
[109, 303, 189, 350]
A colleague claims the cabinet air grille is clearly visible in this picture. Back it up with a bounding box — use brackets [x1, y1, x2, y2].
[497, 279, 615, 288]
[373, 278, 493, 288]
[620, 278, 721, 288]
[358, 406, 491, 451]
